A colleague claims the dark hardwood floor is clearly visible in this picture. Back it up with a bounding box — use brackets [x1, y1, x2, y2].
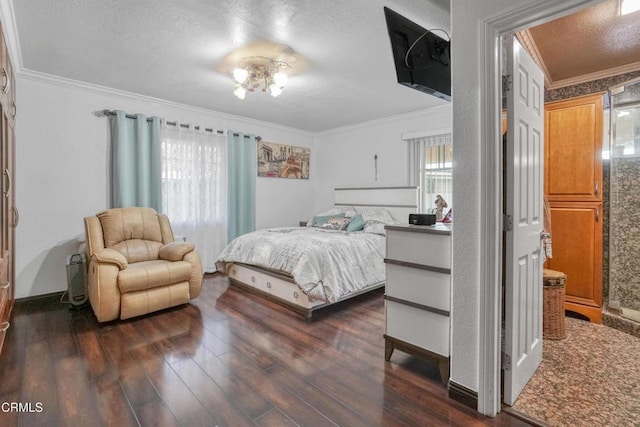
[0, 274, 530, 426]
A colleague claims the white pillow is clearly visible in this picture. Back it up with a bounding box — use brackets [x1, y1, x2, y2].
[338, 206, 358, 218]
[358, 208, 396, 224]
[363, 221, 387, 235]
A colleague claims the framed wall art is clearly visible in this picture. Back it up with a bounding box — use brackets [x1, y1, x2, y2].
[257, 141, 310, 179]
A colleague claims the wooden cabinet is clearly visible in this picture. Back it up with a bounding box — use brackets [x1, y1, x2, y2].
[383, 224, 451, 385]
[545, 202, 602, 323]
[544, 93, 603, 322]
[545, 93, 603, 202]
[0, 20, 16, 356]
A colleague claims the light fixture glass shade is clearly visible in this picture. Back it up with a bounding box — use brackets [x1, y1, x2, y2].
[273, 72, 288, 87]
[269, 85, 282, 97]
[233, 86, 246, 100]
[231, 57, 290, 99]
[233, 68, 249, 83]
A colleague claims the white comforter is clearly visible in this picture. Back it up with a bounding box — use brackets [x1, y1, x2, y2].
[216, 227, 385, 303]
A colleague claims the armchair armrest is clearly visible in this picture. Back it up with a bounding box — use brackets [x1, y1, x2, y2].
[159, 242, 196, 262]
[92, 248, 128, 270]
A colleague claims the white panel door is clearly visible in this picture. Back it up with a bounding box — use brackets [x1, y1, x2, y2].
[503, 37, 545, 406]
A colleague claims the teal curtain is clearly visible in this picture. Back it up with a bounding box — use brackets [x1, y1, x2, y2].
[110, 110, 162, 211]
[227, 132, 256, 241]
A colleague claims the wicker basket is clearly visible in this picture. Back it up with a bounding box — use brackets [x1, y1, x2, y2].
[543, 269, 567, 340]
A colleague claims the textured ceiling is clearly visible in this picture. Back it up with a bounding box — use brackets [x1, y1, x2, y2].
[525, 0, 640, 86]
[11, 0, 450, 132]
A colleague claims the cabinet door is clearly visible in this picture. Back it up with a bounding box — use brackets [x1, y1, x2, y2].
[0, 25, 14, 358]
[0, 253, 9, 355]
[0, 30, 7, 109]
[545, 202, 602, 322]
[545, 93, 603, 202]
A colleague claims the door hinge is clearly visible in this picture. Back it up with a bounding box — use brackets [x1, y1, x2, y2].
[502, 74, 512, 93]
[502, 352, 512, 371]
[503, 214, 513, 232]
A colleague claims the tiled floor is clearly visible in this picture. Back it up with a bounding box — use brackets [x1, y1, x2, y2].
[511, 316, 640, 426]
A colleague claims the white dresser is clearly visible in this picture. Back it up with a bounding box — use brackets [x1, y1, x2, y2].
[383, 223, 452, 384]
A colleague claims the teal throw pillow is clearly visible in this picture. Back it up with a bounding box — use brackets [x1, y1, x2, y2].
[346, 214, 365, 232]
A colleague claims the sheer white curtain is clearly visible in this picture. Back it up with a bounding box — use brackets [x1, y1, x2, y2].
[161, 124, 227, 272]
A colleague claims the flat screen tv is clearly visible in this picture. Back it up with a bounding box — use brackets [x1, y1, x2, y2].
[383, 7, 451, 101]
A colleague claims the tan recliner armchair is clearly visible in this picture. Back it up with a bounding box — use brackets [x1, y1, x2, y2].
[84, 207, 203, 322]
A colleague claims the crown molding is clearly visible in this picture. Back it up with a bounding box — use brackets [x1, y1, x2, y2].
[515, 30, 551, 88]
[17, 68, 315, 137]
[18, 67, 449, 139]
[547, 60, 640, 89]
[515, 23, 640, 91]
[315, 103, 452, 137]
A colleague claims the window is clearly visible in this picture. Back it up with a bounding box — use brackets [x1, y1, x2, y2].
[161, 125, 227, 272]
[407, 133, 452, 215]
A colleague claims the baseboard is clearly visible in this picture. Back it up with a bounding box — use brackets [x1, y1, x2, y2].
[448, 380, 478, 410]
[501, 405, 550, 427]
[15, 290, 65, 304]
[14, 291, 67, 312]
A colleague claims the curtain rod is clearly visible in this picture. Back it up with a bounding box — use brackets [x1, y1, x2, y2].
[97, 109, 262, 140]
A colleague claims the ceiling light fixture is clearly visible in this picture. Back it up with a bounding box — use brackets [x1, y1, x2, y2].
[620, 0, 640, 15]
[232, 56, 290, 99]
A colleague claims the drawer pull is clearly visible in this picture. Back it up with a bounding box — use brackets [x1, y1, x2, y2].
[1, 282, 9, 290]
[0, 322, 9, 332]
[250, 276, 256, 283]
[230, 269, 237, 276]
[11, 206, 18, 228]
[266, 282, 272, 289]
[293, 291, 299, 299]
[0, 68, 8, 94]
[3, 168, 10, 198]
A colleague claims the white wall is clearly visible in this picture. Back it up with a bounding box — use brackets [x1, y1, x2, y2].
[312, 105, 451, 213]
[15, 75, 314, 298]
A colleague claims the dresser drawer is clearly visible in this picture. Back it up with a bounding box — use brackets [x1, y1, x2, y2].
[385, 263, 450, 311]
[386, 230, 450, 269]
[385, 300, 450, 357]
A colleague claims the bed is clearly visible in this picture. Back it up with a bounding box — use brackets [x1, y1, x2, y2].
[216, 187, 418, 319]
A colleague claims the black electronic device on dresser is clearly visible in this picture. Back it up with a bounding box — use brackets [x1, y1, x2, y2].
[409, 213, 436, 226]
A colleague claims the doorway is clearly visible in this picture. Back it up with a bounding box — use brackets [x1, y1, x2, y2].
[492, 0, 636, 422]
[472, 0, 606, 417]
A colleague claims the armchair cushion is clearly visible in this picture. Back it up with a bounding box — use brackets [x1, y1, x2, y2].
[159, 242, 196, 262]
[112, 239, 163, 264]
[98, 207, 164, 262]
[92, 248, 128, 270]
[118, 260, 193, 293]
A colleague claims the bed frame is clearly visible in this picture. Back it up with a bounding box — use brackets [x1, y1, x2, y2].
[226, 186, 418, 320]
